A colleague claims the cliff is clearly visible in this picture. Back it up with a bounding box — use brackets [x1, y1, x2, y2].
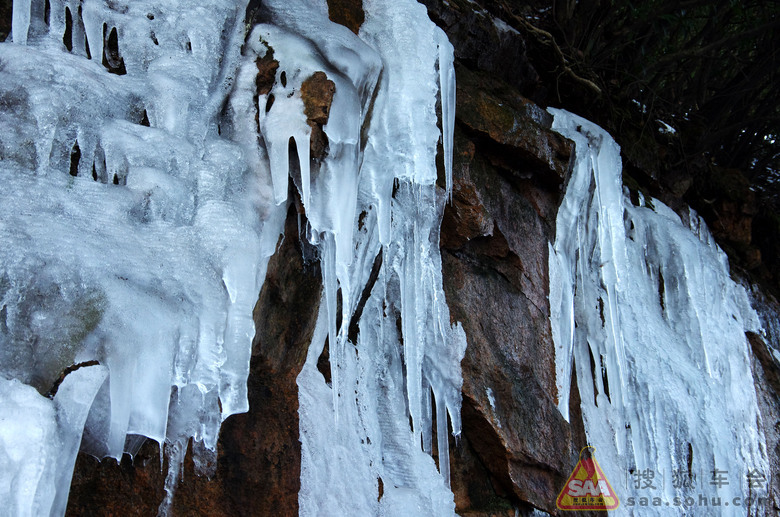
[0, 0, 775, 515]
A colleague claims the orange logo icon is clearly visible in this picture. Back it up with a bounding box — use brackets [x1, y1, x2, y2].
[556, 446, 619, 511]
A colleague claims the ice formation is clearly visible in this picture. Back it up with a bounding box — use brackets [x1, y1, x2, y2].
[235, 0, 465, 513]
[1, 0, 464, 514]
[548, 109, 770, 515]
[1, 0, 282, 513]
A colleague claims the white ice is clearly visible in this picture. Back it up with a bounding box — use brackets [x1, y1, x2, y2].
[237, 0, 465, 514]
[549, 108, 769, 515]
[1, 0, 465, 515]
[1, 0, 282, 514]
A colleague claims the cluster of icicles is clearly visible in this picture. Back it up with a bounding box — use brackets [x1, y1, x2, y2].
[1, 0, 466, 515]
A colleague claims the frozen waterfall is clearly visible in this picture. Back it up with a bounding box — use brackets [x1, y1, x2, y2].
[548, 109, 770, 515]
[2, 0, 775, 515]
[1, 0, 464, 515]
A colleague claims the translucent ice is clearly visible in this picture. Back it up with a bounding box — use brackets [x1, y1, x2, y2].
[1, 0, 465, 514]
[239, 0, 465, 514]
[1, 0, 281, 513]
[549, 108, 769, 515]
[0, 366, 106, 517]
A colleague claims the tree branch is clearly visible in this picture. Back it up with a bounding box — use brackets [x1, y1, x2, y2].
[499, 1, 602, 96]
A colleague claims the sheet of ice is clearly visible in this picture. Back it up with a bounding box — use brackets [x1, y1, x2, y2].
[548, 108, 769, 515]
[2, 0, 464, 513]
[0, 0, 286, 514]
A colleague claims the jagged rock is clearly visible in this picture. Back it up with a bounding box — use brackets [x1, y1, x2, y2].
[441, 123, 582, 514]
[692, 167, 761, 272]
[420, 0, 542, 100]
[440, 175, 494, 249]
[455, 64, 572, 182]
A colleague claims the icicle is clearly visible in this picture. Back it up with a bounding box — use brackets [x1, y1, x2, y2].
[49, 365, 108, 516]
[322, 233, 340, 421]
[435, 395, 450, 488]
[157, 439, 187, 517]
[12, 0, 31, 45]
[297, 134, 311, 209]
[437, 34, 456, 201]
[80, 4, 103, 64]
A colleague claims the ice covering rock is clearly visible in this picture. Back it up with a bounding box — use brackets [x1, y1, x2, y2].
[548, 108, 769, 515]
[236, 0, 464, 514]
[1, 0, 281, 514]
[1, 0, 465, 514]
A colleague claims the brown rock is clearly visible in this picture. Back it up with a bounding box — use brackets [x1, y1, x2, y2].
[455, 64, 572, 182]
[255, 49, 279, 96]
[443, 126, 582, 514]
[747, 331, 780, 513]
[327, 0, 364, 35]
[301, 72, 336, 126]
[709, 198, 754, 247]
[300, 71, 336, 162]
[419, 0, 542, 100]
[699, 167, 756, 248]
[440, 177, 494, 249]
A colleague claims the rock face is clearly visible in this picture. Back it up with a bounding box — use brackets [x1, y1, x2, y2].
[61, 1, 780, 516]
[748, 331, 780, 513]
[441, 121, 578, 514]
[427, 1, 591, 513]
[436, 74, 602, 517]
[419, 0, 542, 101]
